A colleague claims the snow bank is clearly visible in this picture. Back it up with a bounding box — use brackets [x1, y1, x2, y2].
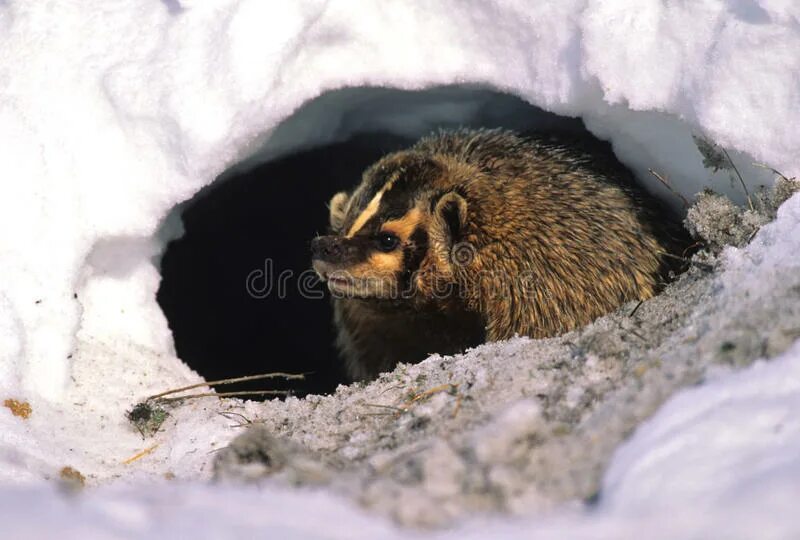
[2, 0, 795, 400]
[4, 340, 800, 539]
[1, 0, 800, 537]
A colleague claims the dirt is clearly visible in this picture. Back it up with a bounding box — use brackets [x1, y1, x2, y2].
[3, 398, 32, 420]
[58, 466, 86, 491]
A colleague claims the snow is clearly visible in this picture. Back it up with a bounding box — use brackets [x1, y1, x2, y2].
[1, 0, 800, 538]
[604, 192, 800, 514]
[605, 343, 800, 515]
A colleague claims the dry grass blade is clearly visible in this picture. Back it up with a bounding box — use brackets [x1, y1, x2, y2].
[648, 168, 690, 208]
[362, 403, 406, 413]
[218, 411, 258, 428]
[362, 384, 461, 419]
[146, 372, 305, 401]
[721, 148, 754, 210]
[656, 250, 714, 272]
[401, 384, 458, 411]
[122, 443, 160, 465]
[753, 162, 793, 182]
[155, 390, 290, 404]
[218, 411, 254, 424]
[682, 241, 704, 258]
[452, 395, 463, 418]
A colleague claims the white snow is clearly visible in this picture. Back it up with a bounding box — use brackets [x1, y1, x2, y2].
[1, 0, 800, 537]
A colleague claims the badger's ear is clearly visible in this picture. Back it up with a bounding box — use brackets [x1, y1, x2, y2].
[431, 191, 468, 249]
[328, 191, 349, 232]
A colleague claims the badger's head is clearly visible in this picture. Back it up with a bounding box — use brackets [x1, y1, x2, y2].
[311, 152, 470, 300]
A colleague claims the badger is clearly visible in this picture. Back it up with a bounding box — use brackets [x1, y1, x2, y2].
[311, 129, 687, 382]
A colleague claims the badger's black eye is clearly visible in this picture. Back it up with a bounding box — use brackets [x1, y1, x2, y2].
[376, 232, 400, 252]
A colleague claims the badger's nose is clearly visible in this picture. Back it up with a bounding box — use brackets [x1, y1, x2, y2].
[311, 236, 343, 262]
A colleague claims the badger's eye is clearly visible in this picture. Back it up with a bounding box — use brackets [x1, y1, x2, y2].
[376, 232, 400, 252]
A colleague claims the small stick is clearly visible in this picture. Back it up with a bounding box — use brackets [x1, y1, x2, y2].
[648, 169, 690, 208]
[628, 300, 644, 318]
[627, 327, 647, 341]
[361, 403, 406, 413]
[617, 316, 647, 342]
[682, 241, 704, 258]
[401, 384, 457, 410]
[656, 250, 714, 271]
[452, 395, 463, 418]
[122, 443, 159, 465]
[377, 383, 404, 396]
[146, 372, 305, 401]
[155, 390, 290, 404]
[217, 411, 254, 425]
[753, 162, 793, 183]
[722, 148, 753, 211]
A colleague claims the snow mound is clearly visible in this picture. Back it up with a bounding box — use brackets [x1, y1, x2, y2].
[1, 0, 800, 537]
[2, 0, 796, 400]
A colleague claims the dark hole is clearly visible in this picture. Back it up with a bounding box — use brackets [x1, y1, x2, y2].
[156, 86, 589, 398]
[157, 133, 412, 397]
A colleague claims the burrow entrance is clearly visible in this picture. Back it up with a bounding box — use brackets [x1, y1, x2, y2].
[156, 86, 611, 396]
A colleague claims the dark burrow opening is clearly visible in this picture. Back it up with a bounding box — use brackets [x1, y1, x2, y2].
[156, 86, 595, 397]
[157, 133, 412, 396]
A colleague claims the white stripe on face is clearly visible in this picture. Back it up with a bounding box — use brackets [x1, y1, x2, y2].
[345, 171, 401, 238]
[346, 189, 384, 238]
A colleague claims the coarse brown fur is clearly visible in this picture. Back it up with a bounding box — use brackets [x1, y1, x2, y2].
[311, 128, 688, 382]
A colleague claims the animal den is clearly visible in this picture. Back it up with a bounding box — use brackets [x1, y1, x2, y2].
[3, 3, 800, 530]
[157, 87, 608, 397]
[157, 86, 777, 397]
[4, 84, 791, 492]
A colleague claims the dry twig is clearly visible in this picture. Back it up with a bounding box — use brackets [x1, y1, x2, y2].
[721, 148, 753, 210]
[122, 443, 160, 465]
[656, 250, 714, 272]
[753, 162, 794, 182]
[155, 390, 289, 404]
[648, 168, 690, 208]
[146, 372, 305, 401]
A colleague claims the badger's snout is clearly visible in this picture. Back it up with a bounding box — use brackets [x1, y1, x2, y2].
[310, 235, 365, 290]
[312, 235, 366, 265]
[310, 235, 343, 263]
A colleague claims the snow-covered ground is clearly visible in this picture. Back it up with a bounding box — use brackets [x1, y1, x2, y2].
[1, 0, 800, 537]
